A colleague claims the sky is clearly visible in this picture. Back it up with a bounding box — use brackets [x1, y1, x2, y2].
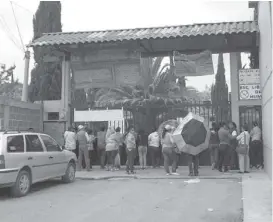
[0, 0, 253, 92]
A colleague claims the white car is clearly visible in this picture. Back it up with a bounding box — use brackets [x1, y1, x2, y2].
[0, 131, 77, 197]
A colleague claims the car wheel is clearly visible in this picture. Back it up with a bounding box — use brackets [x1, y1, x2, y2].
[62, 162, 76, 183]
[11, 170, 31, 197]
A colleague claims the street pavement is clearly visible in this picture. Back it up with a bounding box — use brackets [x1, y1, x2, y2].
[0, 167, 271, 222]
[0, 177, 243, 222]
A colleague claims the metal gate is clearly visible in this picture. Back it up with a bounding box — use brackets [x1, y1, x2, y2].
[239, 105, 262, 130]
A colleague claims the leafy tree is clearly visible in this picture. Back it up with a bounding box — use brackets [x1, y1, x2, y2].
[28, 1, 62, 102]
[0, 65, 22, 100]
[211, 53, 229, 123]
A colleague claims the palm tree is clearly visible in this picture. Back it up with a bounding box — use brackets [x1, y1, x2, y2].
[89, 57, 187, 131]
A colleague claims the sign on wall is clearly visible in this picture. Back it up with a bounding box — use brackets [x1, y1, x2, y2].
[239, 69, 261, 100]
[74, 68, 113, 89]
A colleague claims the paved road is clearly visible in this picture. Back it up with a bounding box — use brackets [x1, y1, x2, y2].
[0, 178, 243, 222]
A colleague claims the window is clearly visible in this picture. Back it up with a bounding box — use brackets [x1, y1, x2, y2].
[40, 135, 61, 152]
[26, 135, 44, 152]
[48, 112, 59, 121]
[7, 135, 24, 153]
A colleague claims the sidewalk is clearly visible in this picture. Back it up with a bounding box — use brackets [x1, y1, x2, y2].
[242, 170, 272, 222]
[76, 166, 272, 222]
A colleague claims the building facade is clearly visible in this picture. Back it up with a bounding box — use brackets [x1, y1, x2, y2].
[254, 1, 273, 179]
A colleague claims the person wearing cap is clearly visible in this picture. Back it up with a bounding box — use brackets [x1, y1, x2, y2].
[76, 125, 90, 171]
[161, 125, 179, 176]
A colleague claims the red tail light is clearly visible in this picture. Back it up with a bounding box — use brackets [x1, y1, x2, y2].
[0, 155, 5, 169]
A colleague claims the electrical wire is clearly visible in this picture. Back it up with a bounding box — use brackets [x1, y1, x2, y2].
[10, 1, 33, 15]
[0, 16, 24, 52]
[9, 0, 25, 52]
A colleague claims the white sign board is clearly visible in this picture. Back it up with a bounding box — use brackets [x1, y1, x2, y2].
[239, 84, 262, 100]
[239, 69, 260, 85]
[239, 69, 261, 100]
[74, 109, 124, 122]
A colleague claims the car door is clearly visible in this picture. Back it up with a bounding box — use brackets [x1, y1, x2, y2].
[4, 135, 26, 178]
[25, 134, 49, 183]
[39, 134, 67, 177]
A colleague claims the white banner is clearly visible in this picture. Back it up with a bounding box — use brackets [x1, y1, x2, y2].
[174, 50, 214, 76]
[74, 109, 124, 122]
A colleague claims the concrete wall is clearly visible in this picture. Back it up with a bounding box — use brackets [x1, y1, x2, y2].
[258, 1, 272, 179]
[0, 96, 42, 132]
[35, 100, 62, 121]
[230, 53, 262, 130]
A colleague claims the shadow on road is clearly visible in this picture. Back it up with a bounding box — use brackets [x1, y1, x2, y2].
[0, 179, 65, 200]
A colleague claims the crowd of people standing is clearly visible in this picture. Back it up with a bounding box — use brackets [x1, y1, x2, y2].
[209, 121, 263, 174]
[63, 121, 263, 176]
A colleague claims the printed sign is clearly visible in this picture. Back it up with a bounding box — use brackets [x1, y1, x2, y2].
[174, 50, 214, 76]
[239, 84, 262, 100]
[239, 69, 260, 85]
[239, 69, 261, 100]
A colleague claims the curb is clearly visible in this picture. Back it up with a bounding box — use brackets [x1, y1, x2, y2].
[76, 175, 242, 181]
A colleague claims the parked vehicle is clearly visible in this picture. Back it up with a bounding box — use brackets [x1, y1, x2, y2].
[0, 131, 77, 197]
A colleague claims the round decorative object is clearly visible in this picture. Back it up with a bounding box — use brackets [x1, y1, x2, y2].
[172, 112, 211, 156]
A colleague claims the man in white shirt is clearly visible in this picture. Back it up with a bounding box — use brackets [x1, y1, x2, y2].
[250, 122, 263, 169]
[64, 126, 76, 154]
[148, 129, 160, 168]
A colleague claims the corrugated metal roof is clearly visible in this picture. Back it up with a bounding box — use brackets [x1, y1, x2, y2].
[30, 21, 258, 47]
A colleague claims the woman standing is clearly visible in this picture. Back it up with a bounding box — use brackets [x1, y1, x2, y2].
[137, 129, 148, 170]
[209, 122, 219, 170]
[161, 125, 178, 176]
[125, 127, 137, 174]
[114, 127, 123, 170]
[236, 124, 251, 173]
[87, 129, 96, 169]
[229, 122, 239, 170]
[105, 127, 117, 171]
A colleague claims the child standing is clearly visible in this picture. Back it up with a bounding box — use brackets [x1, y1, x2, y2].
[125, 127, 136, 174]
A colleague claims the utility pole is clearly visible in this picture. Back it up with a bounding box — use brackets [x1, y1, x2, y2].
[21, 50, 30, 102]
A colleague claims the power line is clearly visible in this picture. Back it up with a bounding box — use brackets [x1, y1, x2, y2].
[9, 1, 25, 52]
[10, 1, 34, 15]
[0, 16, 24, 52]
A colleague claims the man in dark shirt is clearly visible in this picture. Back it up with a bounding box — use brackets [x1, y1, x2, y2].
[137, 129, 148, 170]
[217, 122, 233, 172]
[209, 122, 219, 170]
